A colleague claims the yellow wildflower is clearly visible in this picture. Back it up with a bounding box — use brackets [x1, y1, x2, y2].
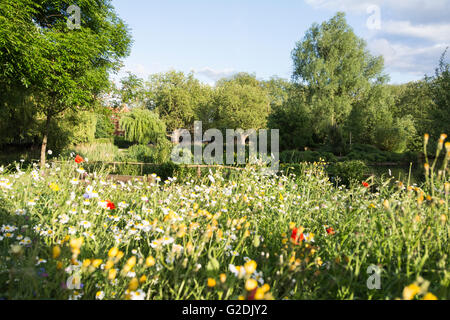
[261, 284, 270, 293]
[145, 256, 156, 267]
[244, 260, 257, 275]
[108, 247, 119, 258]
[104, 260, 114, 270]
[422, 293, 438, 300]
[49, 183, 59, 192]
[254, 288, 265, 300]
[403, 283, 420, 300]
[125, 256, 136, 268]
[245, 279, 258, 291]
[108, 268, 117, 280]
[82, 259, 91, 268]
[52, 246, 61, 259]
[128, 278, 139, 291]
[207, 278, 216, 287]
[92, 259, 103, 268]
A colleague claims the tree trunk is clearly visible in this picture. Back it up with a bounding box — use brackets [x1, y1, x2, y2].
[40, 114, 51, 170]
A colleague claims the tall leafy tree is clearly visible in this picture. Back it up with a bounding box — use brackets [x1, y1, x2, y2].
[388, 81, 434, 151]
[146, 71, 211, 132]
[268, 84, 313, 150]
[119, 108, 166, 145]
[119, 72, 147, 108]
[0, 0, 132, 167]
[262, 76, 292, 111]
[291, 12, 387, 142]
[426, 50, 450, 138]
[211, 73, 270, 130]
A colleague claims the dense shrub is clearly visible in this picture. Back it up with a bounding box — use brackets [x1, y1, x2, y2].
[326, 160, 369, 186]
[119, 108, 166, 145]
[114, 136, 134, 149]
[280, 150, 337, 163]
[126, 144, 154, 163]
[279, 163, 310, 177]
[374, 116, 417, 153]
[345, 144, 419, 163]
[94, 138, 114, 144]
[95, 114, 114, 139]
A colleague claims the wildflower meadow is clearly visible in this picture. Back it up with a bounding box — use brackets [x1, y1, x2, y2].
[0, 136, 448, 300]
[1, 0, 450, 303]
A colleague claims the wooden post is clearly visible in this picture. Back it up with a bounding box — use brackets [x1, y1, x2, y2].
[197, 166, 201, 178]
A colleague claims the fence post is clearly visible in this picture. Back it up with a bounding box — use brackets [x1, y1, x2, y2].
[197, 166, 201, 178]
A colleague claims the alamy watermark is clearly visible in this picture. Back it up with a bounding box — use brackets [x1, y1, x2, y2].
[367, 265, 382, 290]
[67, 4, 81, 30]
[366, 4, 381, 30]
[170, 121, 279, 174]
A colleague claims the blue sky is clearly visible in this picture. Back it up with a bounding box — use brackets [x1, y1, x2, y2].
[110, 0, 450, 85]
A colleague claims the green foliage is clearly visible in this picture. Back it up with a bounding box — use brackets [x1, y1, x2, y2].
[344, 83, 395, 146]
[262, 77, 292, 110]
[94, 138, 114, 144]
[426, 50, 450, 138]
[388, 81, 434, 151]
[268, 85, 313, 150]
[64, 142, 121, 162]
[211, 74, 270, 130]
[113, 136, 134, 149]
[45, 111, 97, 154]
[291, 12, 387, 141]
[119, 108, 166, 145]
[280, 150, 337, 163]
[146, 71, 211, 132]
[70, 112, 97, 146]
[120, 72, 147, 108]
[0, 0, 132, 165]
[152, 138, 173, 164]
[344, 144, 418, 163]
[0, 87, 40, 147]
[326, 124, 346, 155]
[326, 160, 368, 186]
[278, 163, 310, 177]
[374, 115, 417, 153]
[126, 144, 154, 163]
[95, 114, 115, 139]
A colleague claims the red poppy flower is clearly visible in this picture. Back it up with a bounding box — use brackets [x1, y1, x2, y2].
[106, 200, 116, 210]
[326, 227, 335, 235]
[290, 227, 304, 245]
[75, 155, 84, 164]
[247, 288, 257, 300]
[362, 182, 369, 188]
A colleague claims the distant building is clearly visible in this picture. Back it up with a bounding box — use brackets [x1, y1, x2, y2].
[109, 104, 130, 136]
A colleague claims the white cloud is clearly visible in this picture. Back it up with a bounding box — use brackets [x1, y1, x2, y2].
[305, 0, 450, 81]
[193, 67, 237, 83]
[305, 0, 378, 12]
[368, 38, 448, 76]
[305, 0, 450, 21]
[305, 0, 450, 23]
[381, 21, 450, 43]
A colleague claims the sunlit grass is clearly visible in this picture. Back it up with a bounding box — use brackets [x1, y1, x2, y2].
[0, 136, 448, 300]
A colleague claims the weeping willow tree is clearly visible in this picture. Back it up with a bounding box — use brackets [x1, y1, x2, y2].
[119, 108, 167, 145]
